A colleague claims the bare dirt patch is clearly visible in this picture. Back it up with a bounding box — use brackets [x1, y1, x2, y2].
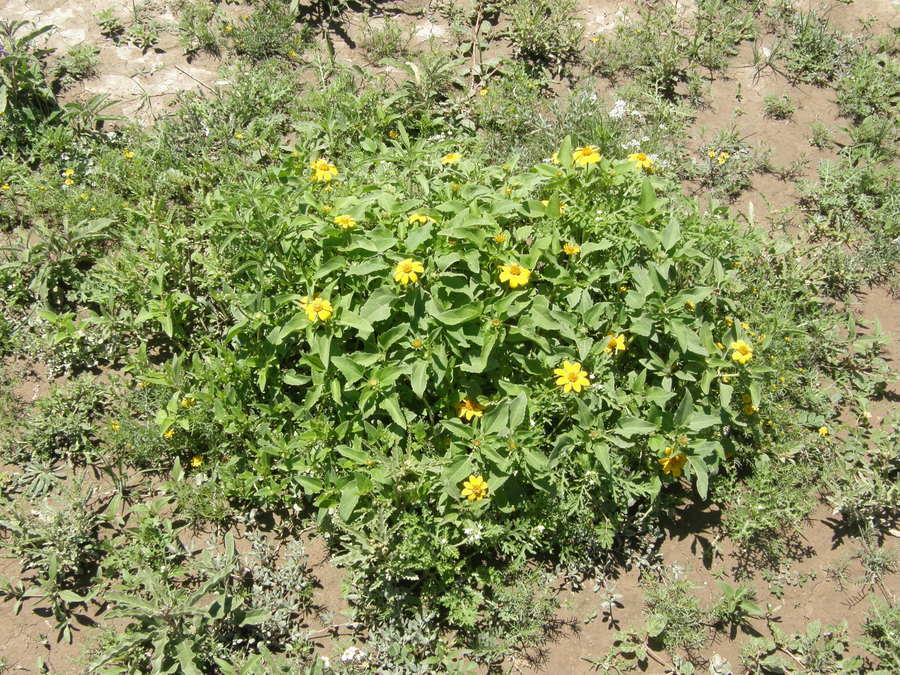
[1, 0, 223, 121]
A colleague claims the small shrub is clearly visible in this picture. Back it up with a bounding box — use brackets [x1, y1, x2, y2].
[360, 16, 411, 62]
[714, 457, 817, 573]
[643, 569, 709, 653]
[809, 121, 834, 149]
[51, 44, 99, 90]
[177, 0, 222, 57]
[504, 0, 583, 68]
[860, 597, 900, 671]
[763, 94, 796, 120]
[4, 375, 109, 464]
[836, 45, 900, 122]
[783, 10, 846, 85]
[229, 0, 309, 62]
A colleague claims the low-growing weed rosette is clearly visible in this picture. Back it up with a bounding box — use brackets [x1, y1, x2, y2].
[143, 135, 775, 617]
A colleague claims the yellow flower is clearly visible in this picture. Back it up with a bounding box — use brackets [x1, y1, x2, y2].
[180, 396, 196, 408]
[63, 168, 75, 176]
[388, 129, 399, 139]
[499, 263, 531, 288]
[741, 321, 750, 331]
[619, 285, 627, 293]
[540, 200, 567, 213]
[550, 151, 559, 165]
[0, 184, 9, 191]
[686, 301, 695, 311]
[743, 403, 758, 416]
[110, 421, 121, 432]
[333, 214, 356, 229]
[562, 242, 580, 255]
[554, 360, 590, 393]
[721, 375, 730, 383]
[394, 258, 425, 285]
[715, 342, 725, 350]
[457, 398, 486, 421]
[708, 149, 717, 158]
[163, 428, 175, 439]
[309, 158, 338, 182]
[818, 426, 829, 436]
[461, 475, 489, 501]
[299, 295, 333, 323]
[604, 333, 627, 354]
[408, 213, 432, 225]
[590, 36, 599, 43]
[572, 145, 601, 166]
[451, 183, 461, 191]
[441, 152, 462, 165]
[224, 25, 233, 32]
[493, 233, 507, 244]
[628, 152, 656, 173]
[479, 88, 488, 96]
[123, 150, 135, 159]
[410, 338, 424, 350]
[725, 317, 734, 326]
[659, 447, 687, 478]
[730, 340, 753, 365]
[64, 178, 74, 185]
[718, 152, 730, 164]
[191, 455, 203, 468]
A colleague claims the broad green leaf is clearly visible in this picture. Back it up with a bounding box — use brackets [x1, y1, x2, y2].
[338, 483, 360, 521]
[687, 455, 709, 499]
[508, 393, 528, 430]
[337, 310, 374, 340]
[360, 288, 395, 323]
[380, 395, 407, 428]
[616, 416, 657, 437]
[429, 302, 483, 326]
[410, 360, 428, 398]
[673, 390, 693, 428]
[331, 356, 366, 385]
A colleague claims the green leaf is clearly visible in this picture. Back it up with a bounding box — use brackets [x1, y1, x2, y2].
[380, 395, 407, 428]
[313, 255, 347, 279]
[557, 136, 573, 166]
[660, 217, 680, 251]
[616, 416, 657, 437]
[429, 302, 483, 326]
[405, 224, 432, 250]
[508, 393, 528, 430]
[645, 613, 667, 638]
[673, 390, 693, 428]
[337, 310, 375, 340]
[483, 401, 510, 436]
[238, 609, 271, 626]
[338, 483, 360, 521]
[594, 443, 612, 473]
[332, 355, 365, 385]
[639, 177, 657, 212]
[719, 381, 733, 409]
[175, 640, 203, 675]
[688, 413, 720, 431]
[360, 288, 395, 323]
[687, 455, 709, 499]
[410, 360, 428, 398]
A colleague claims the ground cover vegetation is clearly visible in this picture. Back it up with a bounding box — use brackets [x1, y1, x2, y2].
[0, 0, 897, 671]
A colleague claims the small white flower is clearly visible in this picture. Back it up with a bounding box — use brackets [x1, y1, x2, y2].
[609, 99, 627, 119]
